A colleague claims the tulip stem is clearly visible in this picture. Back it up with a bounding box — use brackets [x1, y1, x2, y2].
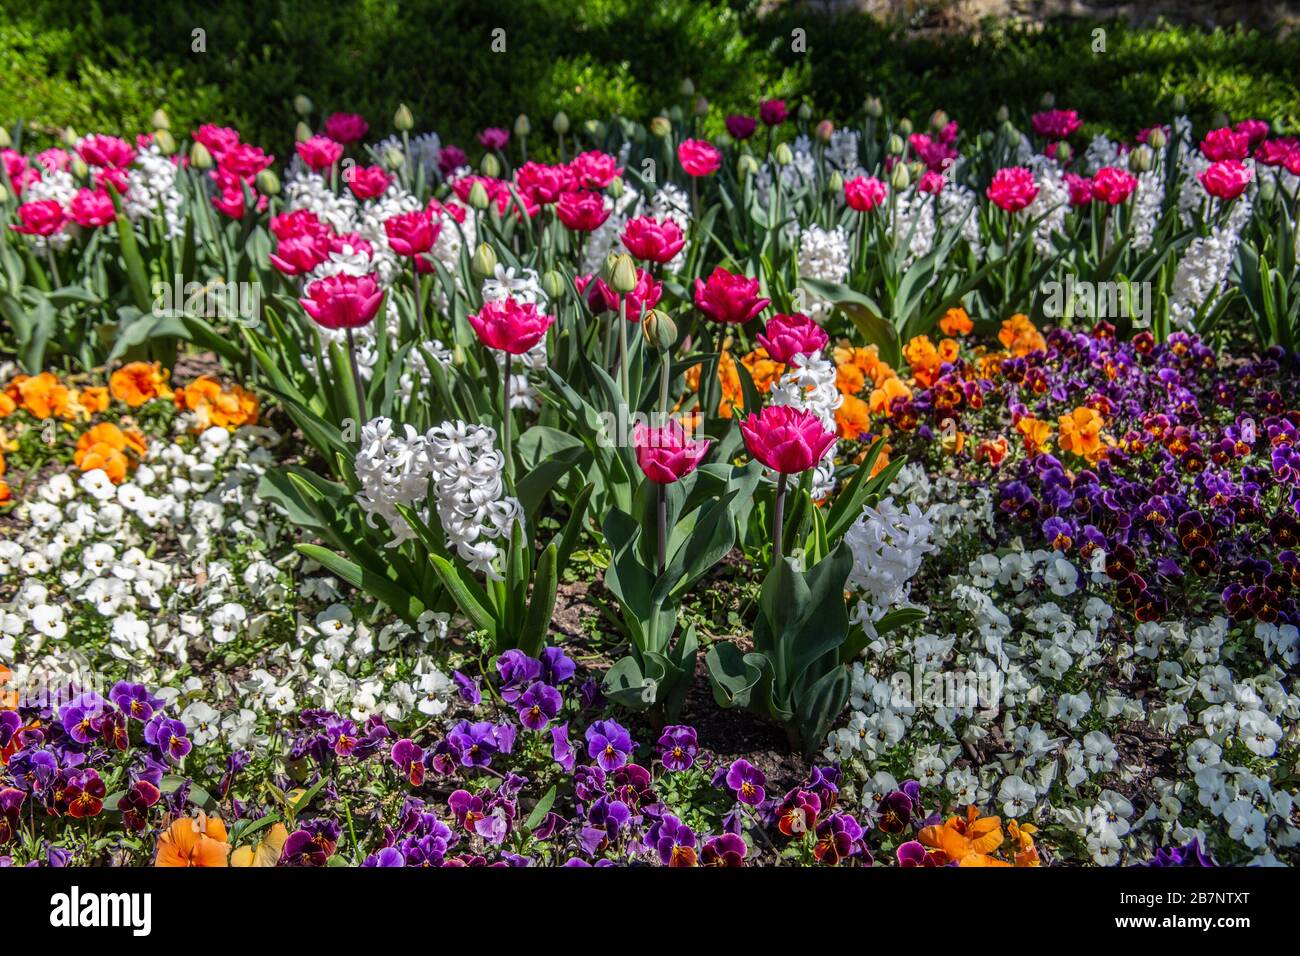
[773, 472, 789, 564]
[345, 326, 366, 433]
[618, 298, 630, 410]
[500, 355, 513, 483]
[411, 271, 423, 330]
[658, 350, 671, 419]
[656, 482, 667, 576]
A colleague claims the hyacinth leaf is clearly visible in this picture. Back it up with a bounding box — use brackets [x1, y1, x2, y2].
[518, 542, 558, 658]
[107, 187, 154, 312]
[428, 553, 499, 637]
[298, 543, 426, 625]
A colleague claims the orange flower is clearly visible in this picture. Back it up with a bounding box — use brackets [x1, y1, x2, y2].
[0, 391, 15, 418]
[175, 376, 261, 430]
[1015, 416, 1052, 454]
[1058, 406, 1106, 461]
[110, 361, 172, 408]
[75, 386, 110, 414]
[0, 664, 16, 711]
[975, 436, 1009, 468]
[835, 361, 866, 396]
[11, 372, 73, 420]
[939, 307, 973, 336]
[685, 350, 745, 418]
[1008, 819, 1042, 867]
[230, 822, 289, 867]
[73, 422, 147, 484]
[155, 815, 231, 867]
[919, 806, 1007, 866]
[868, 375, 911, 416]
[835, 393, 871, 441]
[998, 314, 1046, 357]
[903, 335, 942, 387]
[0, 480, 9, 506]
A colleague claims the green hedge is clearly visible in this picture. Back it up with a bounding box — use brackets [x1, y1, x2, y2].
[2, 0, 1297, 153]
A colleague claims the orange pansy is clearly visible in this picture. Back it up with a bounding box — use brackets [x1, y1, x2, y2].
[110, 362, 172, 408]
[155, 815, 231, 867]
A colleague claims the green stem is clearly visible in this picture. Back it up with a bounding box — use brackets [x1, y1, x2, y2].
[773, 471, 789, 564]
[500, 354, 514, 484]
[345, 326, 366, 433]
[656, 482, 667, 575]
[619, 297, 630, 410]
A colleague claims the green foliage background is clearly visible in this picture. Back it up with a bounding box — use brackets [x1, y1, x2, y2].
[2, 0, 1297, 151]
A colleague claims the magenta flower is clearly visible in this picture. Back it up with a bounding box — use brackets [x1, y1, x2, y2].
[346, 164, 392, 200]
[986, 166, 1039, 213]
[693, 266, 770, 325]
[556, 190, 610, 232]
[295, 135, 344, 172]
[759, 99, 788, 126]
[468, 297, 555, 354]
[10, 200, 67, 237]
[725, 758, 766, 806]
[757, 312, 828, 364]
[568, 150, 622, 189]
[844, 175, 887, 212]
[633, 419, 711, 484]
[1200, 126, 1251, 162]
[621, 215, 686, 264]
[741, 405, 836, 475]
[1199, 160, 1253, 201]
[69, 188, 115, 228]
[677, 138, 722, 177]
[478, 127, 510, 150]
[323, 112, 369, 144]
[299, 273, 384, 329]
[1090, 166, 1137, 205]
[1030, 109, 1081, 139]
[725, 114, 757, 140]
[383, 209, 440, 257]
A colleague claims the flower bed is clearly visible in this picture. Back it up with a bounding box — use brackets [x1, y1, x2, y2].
[0, 93, 1297, 867]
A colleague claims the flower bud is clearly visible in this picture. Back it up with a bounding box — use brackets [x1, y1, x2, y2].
[295, 121, 313, 143]
[394, 103, 414, 131]
[0, 127, 12, 149]
[1259, 177, 1278, 203]
[1171, 93, 1187, 113]
[929, 109, 949, 131]
[62, 127, 78, 147]
[680, 77, 695, 97]
[774, 142, 793, 166]
[1128, 145, 1153, 173]
[668, 105, 684, 124]
[738, 154, 759, 179]
[71, 156, 89, 180]
[472, 243, 499, 279]
[514, 113, 531, 138]
[584, 119, 606, 139]
[890, 162, 911, 191]
[649, 115, 671, 138]
[797, 102, 812, 122]
[480, 152, 501, 178]
[996, 105, 1010, 124]
[979, 130, 995, 149]
[1040, 92, 1055, 109]
[384, 146, 405, 169]
[864, 96, 883, 118]
[827, 171, 843, 195]
[897, 117, 913, 136]
[0, 184, 8, 203]
[293, 95, 314, 117]
[886, 133, 905, 156]
[694, 96, 709, 118]
[1147, 128, 1167, 151]
[255, 168, 281, 195]
[1054, 142, 1072, 163]
[154, 129, 176, 155]
[151, 109, 171, 131]
[815, 119, 834, 143]
[642, 309, 677, 351]
[609, 253, 638, 294]
[553, 111, 570, 135]
[908, 161, 924, 181]
[609, 176, 625, 198]
[468, 180, 491, 210]
[542, 270, 566, 301]
[190, 142, 214, 170]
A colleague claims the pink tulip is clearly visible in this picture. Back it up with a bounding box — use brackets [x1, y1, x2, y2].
[1064, 173, 1094, 206]
[677, 139, 721, 177]
[741, 405, 836, 475]
[271, 209, 331, 242]
[1090, 166, 1137, 205]
[757, 313, 828, 365]
[296, 136, 344, 172]
[69, 188, 116, 228]
[217, 143, 274, 180]
[468, 297, 555, 354]
[693, 267, 769, 325]
[1199, 127, 1250, 162]
[620, 216, 685, 264]
[633, 419, 711, 484]
[299, 273, 384, 329]
[917, 170, 946, 195]
[1255, 138, 1299, 167]
[568, 150, 622, 189]
[1198, 160, 1253, 201]
[556, 191, 610, 232]
[479, 127, 510, 150]
[270, 235, 331, 276]
[384, 210, 440, 257]
[10, 200, 67, 236]
[1030, 109, 1081, 139]
[323, 112, 369, 145]
[844, 175, 887, 212]
[515, 161, 574, 205]
[347, 164, 393, 200]
[437, 144, 467, 177]
[986, 166, 1039, 213]
[725, 115, 757, 140]
[193, 124, 241, 160]
[1234, 119, 1270, 147]
[76, 134, 136, 169]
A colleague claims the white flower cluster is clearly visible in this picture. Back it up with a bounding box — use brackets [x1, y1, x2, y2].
[1026, 155, 1069, 256]
[1170, 195, 1254, 330]
[797, 224, 850, 319]
[888, 187, 937, 266]
[767, 350, 841, 498]
[842, 496, 936, 621]
[353, 417, 521, 578]
[124, 145, 187, 240]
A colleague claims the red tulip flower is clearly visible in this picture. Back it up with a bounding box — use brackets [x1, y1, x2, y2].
[678, 139, 722, 177]
[621, 216, 685, 264]
[757, 313, 828, 365]
[296, 136, 344, 172]
[556, 191, 611, 232]
[384, 210, 440, 258]
[741, 405, 836, 476]
[634, 419, 711, 485]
